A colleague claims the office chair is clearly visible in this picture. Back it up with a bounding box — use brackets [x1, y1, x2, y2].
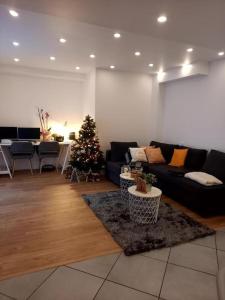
[38, 141, 60, 173]
[9, 142, 34, 176]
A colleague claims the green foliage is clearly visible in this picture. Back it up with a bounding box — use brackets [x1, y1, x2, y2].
[141, 173, 157, 185]
[70, 115, 104, 172]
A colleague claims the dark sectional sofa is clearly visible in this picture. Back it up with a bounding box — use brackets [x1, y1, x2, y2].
[106, 141, 225, 217]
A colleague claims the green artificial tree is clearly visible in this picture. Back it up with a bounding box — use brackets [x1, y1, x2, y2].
[70, 115, 104, 172]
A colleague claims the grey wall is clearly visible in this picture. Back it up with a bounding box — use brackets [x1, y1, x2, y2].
[158, 59, 225, 151]
[95, 69, 153, 150]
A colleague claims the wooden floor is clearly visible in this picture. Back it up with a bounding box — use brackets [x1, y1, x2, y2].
[1, 172, 225, 281]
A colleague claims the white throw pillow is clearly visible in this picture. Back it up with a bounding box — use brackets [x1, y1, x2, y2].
[129, 147, 147, 162]
[185, 171, 223, 186]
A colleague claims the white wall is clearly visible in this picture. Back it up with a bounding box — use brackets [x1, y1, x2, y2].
[0, 66, 87, 170]
[158, 59, 225, 151]
[0, 68, 85, 134]
[82, 68, 96, 119]
[95, 69, 153, 150]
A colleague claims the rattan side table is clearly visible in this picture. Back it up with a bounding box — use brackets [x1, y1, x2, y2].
[128, 185, 162, 224]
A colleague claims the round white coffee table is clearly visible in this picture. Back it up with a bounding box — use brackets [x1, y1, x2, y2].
[128, 185, 162, 224]
[120, 173, 135, 201]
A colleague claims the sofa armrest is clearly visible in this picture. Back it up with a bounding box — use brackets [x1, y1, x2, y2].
[105, 150, 111, 161]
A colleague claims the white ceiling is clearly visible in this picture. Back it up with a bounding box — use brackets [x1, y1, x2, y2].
[0, 0, 224, 74]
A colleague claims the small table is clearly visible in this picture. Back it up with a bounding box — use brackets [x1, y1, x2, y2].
[128, 185, 162, 224]
[120, 173, 135, 201]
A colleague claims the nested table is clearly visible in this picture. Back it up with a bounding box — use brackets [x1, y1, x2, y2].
[128, 185, 162, 224]
[120, 173, 135, 201]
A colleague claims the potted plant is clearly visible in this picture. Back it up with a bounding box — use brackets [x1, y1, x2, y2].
[141, 173, 157, 192]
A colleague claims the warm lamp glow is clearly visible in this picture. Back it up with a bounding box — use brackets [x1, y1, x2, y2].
[51, 121, 81, 140]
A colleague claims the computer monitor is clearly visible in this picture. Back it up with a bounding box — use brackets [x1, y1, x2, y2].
[0, 127, 18, 140]
[18, 127, 40, 140]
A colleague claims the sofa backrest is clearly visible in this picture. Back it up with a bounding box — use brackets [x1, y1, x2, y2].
[110, 141, 138, 162]
[180, 147, 207, 170]
[150, 141, 178, 163]
[203, 150, 225, 182]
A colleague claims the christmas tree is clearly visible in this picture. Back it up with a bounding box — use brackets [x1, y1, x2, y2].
[70, 115, 104, 172]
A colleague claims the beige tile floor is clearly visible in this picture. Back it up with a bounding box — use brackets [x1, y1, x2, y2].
[0, 231, 224, 300]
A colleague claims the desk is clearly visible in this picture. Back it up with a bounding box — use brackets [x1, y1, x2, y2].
[0, 141, 71, 178]
[0, 144, 12, 178]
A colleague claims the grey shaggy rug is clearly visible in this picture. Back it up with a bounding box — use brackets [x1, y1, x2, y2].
[83, 190, 215, 256]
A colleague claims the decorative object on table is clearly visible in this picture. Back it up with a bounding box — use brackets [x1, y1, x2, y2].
[55, 135, 64, 142]
[83, 190, 215, 256]
[139, 172, 157, 192]
[128, 185, 162, 224]
[130, 169, 142, 179]
[121, 164, 131, 175]
[69, 132, 76, 141]
[38, 108, 51, 141]
[70, 115, 105, 176]
[120, 172, 135, 201]
[135, 176, 147, 193]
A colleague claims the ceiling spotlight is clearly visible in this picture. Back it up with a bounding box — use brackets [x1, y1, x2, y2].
[14, 58, 20, 62]
[134, 51, 141, 56]
[113, 32, 121, 38]
[110, 65, 115, 69]
[218, 51, 224, 56]
[89, 54, 95, 58]
[157, 15, 167, 23]
[148, 63, 154, 67]
[50, 56, 56, 61]
[186, 48, 193, 52]
[12, 41, 19, 47]
[75, 66, 80, 70]
[59, 38, 67, 43]
[9, 9, 19, 17]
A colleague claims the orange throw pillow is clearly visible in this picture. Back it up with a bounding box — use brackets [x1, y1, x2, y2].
[169, 149, 189, 167]
[145, 147, 166, 164]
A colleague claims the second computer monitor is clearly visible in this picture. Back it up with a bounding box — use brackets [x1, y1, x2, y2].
[18, 127, 40, 140]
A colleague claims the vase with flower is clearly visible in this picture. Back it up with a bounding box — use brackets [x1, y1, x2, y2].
[38, 108, 51, 141]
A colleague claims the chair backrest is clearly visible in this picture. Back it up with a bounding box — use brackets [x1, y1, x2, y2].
[39, 141, 60, 154]
[10, 141, 34, 155]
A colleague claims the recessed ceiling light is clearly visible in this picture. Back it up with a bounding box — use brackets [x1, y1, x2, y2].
[186, 48, 193, 52]
[110, 65, 115, 69]
[113, 32, 121, 38]
[9, 9, 19, 17]
[218, 51, 224, 56]
[50, 56, 56, 61]
[75, 66, 80, 70]
[59, 38, 67, 43]
[12, 41, 19, 47]
[14, 58, 20, 62]
[148, 63, 154, 67]
[134, 51, 141, 56]
[89, 54, 95, 58]
[157, 15, 167, 23]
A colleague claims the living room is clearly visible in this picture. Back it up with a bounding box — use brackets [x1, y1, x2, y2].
[0, 1, 225, 299]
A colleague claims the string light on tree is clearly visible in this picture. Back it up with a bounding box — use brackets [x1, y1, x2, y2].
[70, 115, 104, 173]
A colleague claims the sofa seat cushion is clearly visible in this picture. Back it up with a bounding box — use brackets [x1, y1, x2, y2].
[150, 141, 178, 163]
[148, 165, 189, 185]
[203, 150, 225, 182]
[110, 142, 138, 162]
[149, 164, 225, 193]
